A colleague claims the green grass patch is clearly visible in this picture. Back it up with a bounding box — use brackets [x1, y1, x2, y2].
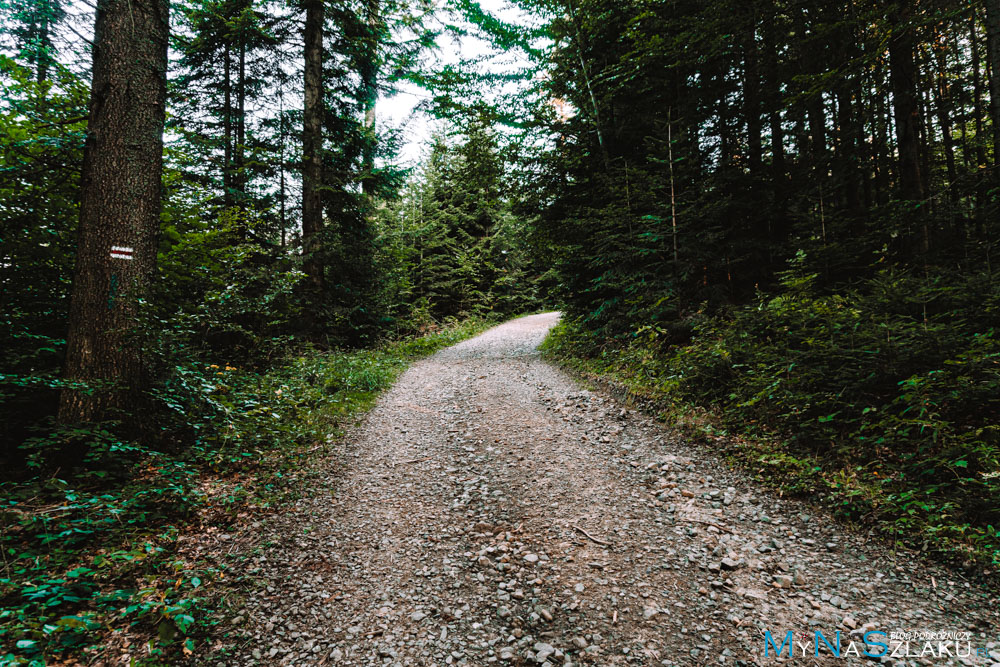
[0, 317, 494, 666]
[542, 300, 1000, 577]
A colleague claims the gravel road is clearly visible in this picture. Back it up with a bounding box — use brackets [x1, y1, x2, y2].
[223, 312, 999, 666]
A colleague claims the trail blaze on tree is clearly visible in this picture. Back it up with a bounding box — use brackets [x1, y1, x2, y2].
[58, 0, 169, 423]
[7, 0, 1000, 660]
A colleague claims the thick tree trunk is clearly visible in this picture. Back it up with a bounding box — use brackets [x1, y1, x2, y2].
[833, 10, 864, 218]
[808, 97, 825, 166]
[836, 85, 864, 216]
[58, 0, 169, 423]
[763, 6, 785, 182]
[302, 0, 324, 289]
[889, 7, 925, 203]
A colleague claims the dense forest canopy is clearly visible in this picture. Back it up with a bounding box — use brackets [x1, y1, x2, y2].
[3, 0, 1000, 661]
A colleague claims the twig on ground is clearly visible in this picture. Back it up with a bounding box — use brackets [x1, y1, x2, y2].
[573, 524, 610, 546]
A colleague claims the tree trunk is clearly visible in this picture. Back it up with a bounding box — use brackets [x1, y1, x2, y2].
[808, 97, 825, 166]
[223, 41, 233, 208]
[361, 0, 380, 201]
[932, 32, 958, 205]
[986, 0, 1000, 170]
[237, 30, 247, 205]
[763, 6, 785, 182]
[36, 9, 50, 83]
[972, 14, 989, 225]
[302, 0, 324, 289]
[873, 62, 891, 206]
[889, 6, 925, 203]
[743, 8, 762, 176]
[58, 0, 169, 423]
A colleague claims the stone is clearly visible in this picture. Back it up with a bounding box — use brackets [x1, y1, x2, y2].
[534, 643, 555, 662]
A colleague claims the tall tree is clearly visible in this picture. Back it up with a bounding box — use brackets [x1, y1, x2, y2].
[360, 0, 381, 201]
[2, 0, 64, 83]
[301, 0, 324, 289]
[986, 0, 1000, 170]
[889, 4, 926, 203]
[58, 0, 169, 422]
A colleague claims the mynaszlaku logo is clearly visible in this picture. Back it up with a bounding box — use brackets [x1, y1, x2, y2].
[763, 629, 989, 660]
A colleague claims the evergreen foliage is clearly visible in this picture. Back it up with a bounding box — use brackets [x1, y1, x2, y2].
[525, 0, 1000, 567]
[6, 0, 1000, 659]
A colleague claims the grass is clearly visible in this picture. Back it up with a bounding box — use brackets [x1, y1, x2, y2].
[540, 318, 1000, 581]
[0, 317, 495, 666]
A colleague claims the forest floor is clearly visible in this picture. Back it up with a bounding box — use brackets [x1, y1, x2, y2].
[213, 313, 1000, 666]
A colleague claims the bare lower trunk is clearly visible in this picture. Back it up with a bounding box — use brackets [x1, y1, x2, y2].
[59, 0, 169, 423]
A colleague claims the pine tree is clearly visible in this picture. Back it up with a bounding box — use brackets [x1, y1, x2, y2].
[59, 0, 170, 422]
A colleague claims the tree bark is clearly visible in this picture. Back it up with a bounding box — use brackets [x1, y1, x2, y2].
[223, 41, 233, 208]
[763, 5, 785, 182]
[972, 14, 989, 224]
[58, 0, 169, 423]
[889, 5, 925, 203]
[932, 31, 958, 205]
[302, 0, 324, 289]
[360, 0, 380, 201]
[236, 26, 247, 205]
[743, 7, 762, 176]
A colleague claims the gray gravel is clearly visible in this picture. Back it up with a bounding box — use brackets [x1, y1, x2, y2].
[219, 312, 1000, 666]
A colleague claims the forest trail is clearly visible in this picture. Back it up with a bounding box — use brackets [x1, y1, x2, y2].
[226, 313, 998, 666]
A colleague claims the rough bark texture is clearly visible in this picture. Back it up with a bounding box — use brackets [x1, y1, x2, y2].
[58, 0, 169, 423]
[302, 0, 324, 289]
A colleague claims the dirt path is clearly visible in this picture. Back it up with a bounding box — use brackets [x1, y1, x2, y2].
[224, 313, 999, 666]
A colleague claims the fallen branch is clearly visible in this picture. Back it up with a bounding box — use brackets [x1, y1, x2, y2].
[573, 525, 610, 546]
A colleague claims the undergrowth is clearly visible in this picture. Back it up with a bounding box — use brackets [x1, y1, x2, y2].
[0, 318, 491, 666]
[542, 268, 1000, 577]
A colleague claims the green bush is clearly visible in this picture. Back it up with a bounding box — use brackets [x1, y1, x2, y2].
[0, 317, 493, 665]
[544, 265, 1000, 567]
